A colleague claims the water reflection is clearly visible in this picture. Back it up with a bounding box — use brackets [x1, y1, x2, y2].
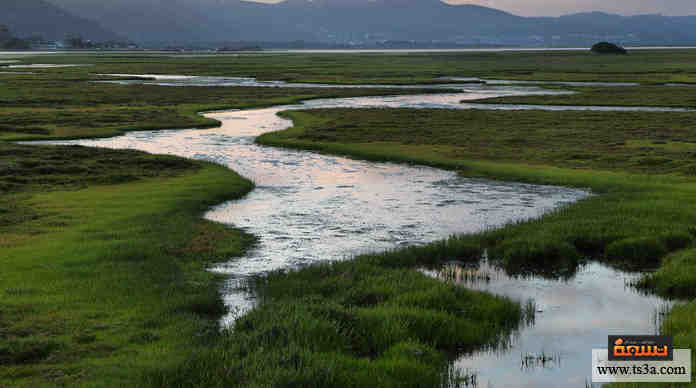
[425, 260, 678, 388]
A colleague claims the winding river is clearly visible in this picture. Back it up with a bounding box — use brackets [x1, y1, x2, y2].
[35, 76, 686, 387]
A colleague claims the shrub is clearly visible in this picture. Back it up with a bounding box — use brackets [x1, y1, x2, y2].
[591, 42, 627, 55]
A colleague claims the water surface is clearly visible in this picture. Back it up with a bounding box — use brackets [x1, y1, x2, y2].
[425, 260, 676, 388]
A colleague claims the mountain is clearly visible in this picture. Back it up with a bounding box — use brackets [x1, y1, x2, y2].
[43, 0, 526, 43]
[0, 25, 11, 42]
[43, 0, 696, 46]
[531, 12, 696, 45]
[0, 0, 122, 42]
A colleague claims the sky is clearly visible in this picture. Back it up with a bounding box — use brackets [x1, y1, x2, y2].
[448, 0, 696, 17]
[249, 0, 696, 17]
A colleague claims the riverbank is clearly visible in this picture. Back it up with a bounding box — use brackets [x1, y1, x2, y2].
[259, 107, 696, 387]
[0, 143, 255, 387]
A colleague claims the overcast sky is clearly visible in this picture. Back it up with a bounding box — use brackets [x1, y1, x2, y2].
[250, 0, 696, 17]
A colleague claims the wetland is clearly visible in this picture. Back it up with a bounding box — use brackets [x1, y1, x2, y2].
[2, 50, 696, 387]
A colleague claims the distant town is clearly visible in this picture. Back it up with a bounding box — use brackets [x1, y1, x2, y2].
[0, 25, 137, 50]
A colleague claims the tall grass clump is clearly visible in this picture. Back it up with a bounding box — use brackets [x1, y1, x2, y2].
[605, 236, 668, 266]
[489, 236, 581, 277]
[147, 258, 523, 388]
[637, 248, 696, 298]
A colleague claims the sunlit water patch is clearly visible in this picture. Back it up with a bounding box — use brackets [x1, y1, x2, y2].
[31, 89, 593, 324]
[425, 260, 679, 388]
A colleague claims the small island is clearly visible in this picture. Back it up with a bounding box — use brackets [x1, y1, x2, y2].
[591, 41, 628, 55]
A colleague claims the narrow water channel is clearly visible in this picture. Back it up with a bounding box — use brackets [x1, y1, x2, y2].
[32, 78, 684, 387]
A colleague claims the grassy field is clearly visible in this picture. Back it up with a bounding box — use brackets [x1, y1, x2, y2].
[470, 85, 696, 108]
[7, 49, 696, 85]
[0, 72, 441, 141]
[147, 244, 525, 388]
[259, 107, 696, 386]
[265, 108, 696, 176]
[1, 143, 255, 387]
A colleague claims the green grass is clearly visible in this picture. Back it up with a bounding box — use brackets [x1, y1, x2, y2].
[262, 108, 696, 176]
[0, 72, 441, 141]
[0, 143, 197, 193]
[1, 143, 255, 387]
[9, 49, 696, 85]
[470, 85, 696, 108]
[148, 251, 523, 388]
[638, 248, 696, 298]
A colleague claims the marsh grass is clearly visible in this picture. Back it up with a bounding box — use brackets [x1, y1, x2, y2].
[0, 143, 255, 387]
[520, 351, 562, 371]
[638, 249, 696, 298]
[6, 52, 696, 386]
[268, 108, 696, 176]
[435, 263, 492, 285]
[145, 257, 524, 388]
[470, 85, 696, 108]
[0, 143, 197, 193]
[0, 72, 440, 141]
[441, 366, 478, 388]
[14, 49, 696, 85]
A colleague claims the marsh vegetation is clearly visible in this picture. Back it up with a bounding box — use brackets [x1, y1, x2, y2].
[3, 50, 696, 387]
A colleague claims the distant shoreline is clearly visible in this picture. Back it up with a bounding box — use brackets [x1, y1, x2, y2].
[3, 46, 696, 56]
